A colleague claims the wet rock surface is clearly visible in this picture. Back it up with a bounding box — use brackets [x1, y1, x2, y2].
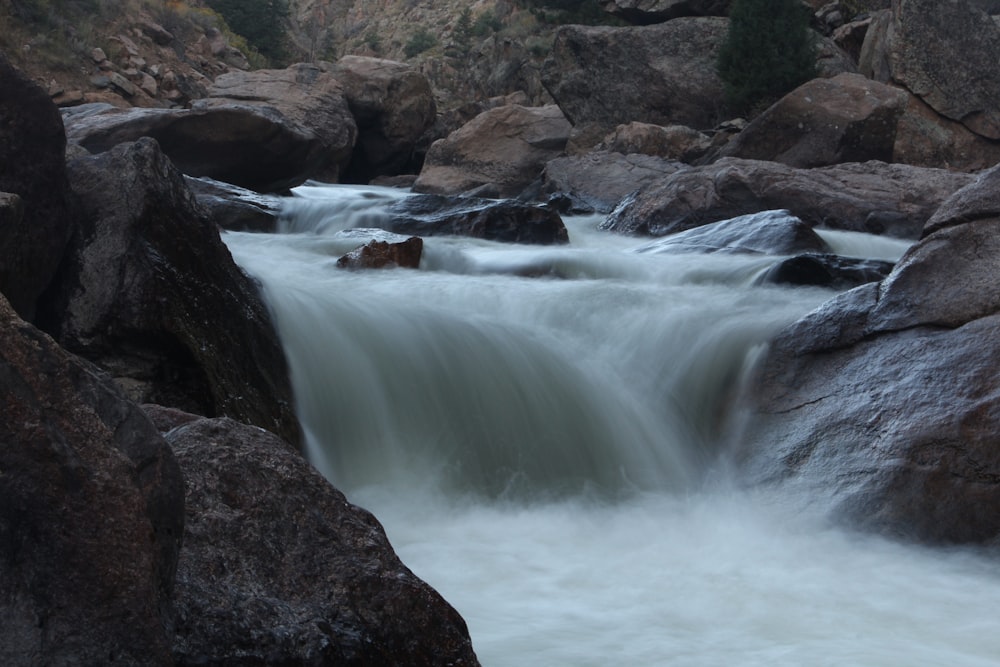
[734, 162, 1000, 545]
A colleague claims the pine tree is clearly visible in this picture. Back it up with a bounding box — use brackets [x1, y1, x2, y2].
[716, 0, 817, 115]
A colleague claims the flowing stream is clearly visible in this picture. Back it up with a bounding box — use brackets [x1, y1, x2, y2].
[225, 184, 1000, 666]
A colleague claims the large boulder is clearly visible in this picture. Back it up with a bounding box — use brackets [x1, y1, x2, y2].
[718, 73, 909, 167]
[63, 64, 357, 192]
[0, 54, 75, 322]
[413, 104, 571, 198]
[0, 294, 184, 664]
[326, 56, 437, 183]
[861, 0, 1000, 140]
[541, 19, 728, 130]
[893, 93, 1000, 172]
[733, 163, 1000, 545]
[601, 158, 973, 238]
[598, 0, 732, 23]
[40, 138, 301, 445]
[540, 151, 687, 214]
[150, 411, 481, 666]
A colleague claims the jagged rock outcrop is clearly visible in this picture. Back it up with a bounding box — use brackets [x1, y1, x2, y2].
[414, 104, 571, 197]
[0, 54, 75, 322]
[63, 63, 357, 192]
[601, 158, 973, 238]
[541, 19, 728, 130]
[384, 194, 569, 245]
[598, 0, 731, 24]
[325, 56, 437, 182]
[718, 73, 909, 167]
[41, 138, 301, 445]
[733, 163, 1000, 545]
[540, 152, 688, 214]
[0, 293, 184, 665]
[145, 409, 480, 666]
[861, 0, 1000, 140]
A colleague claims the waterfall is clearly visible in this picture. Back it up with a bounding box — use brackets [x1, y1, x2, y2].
[225, 185, 1000, 666]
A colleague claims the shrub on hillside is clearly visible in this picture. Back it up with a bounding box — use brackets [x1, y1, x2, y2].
[716, 0, 817, 115]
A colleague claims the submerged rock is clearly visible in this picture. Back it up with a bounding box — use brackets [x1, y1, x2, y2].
[0, 293, 183, 665]
[152, 411, 481, 666]
[757, 253, 895, 289]
[385, 194, 569, 245]
[337, 236, 423, 269]
[633, 210, 832, 256]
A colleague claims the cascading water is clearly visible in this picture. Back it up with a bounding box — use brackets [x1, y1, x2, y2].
[225, 184, 1000, 666]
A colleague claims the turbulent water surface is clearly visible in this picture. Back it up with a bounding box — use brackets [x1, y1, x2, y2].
[225, 185, 1000, 666]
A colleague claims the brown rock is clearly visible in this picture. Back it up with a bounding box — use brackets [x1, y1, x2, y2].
[598, 122, 712, 162]
[413, 104, 571, 198]
[326, 56, 437, 182]
[0, 293, 184, 664]
[337, 236, 424, 269]
[893, 93, 1000, 172]
[157, 412, 481, 666]
[42, 138, 301, 445]
[718, 73, 909, 167]
[833, 16, 872, 63]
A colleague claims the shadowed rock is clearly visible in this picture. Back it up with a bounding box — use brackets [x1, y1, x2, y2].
[0, 54, 75, 322]
[41, 137, 301, 445]
[0, 294, 184, 665]
[148, 410, 480, 666]
[385, 194, 569, 245]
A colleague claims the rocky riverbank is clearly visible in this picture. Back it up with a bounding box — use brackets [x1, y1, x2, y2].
[4, 0, 1000, 661]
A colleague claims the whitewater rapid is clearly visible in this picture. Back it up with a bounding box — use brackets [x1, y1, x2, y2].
[224, 184, 1000, 666]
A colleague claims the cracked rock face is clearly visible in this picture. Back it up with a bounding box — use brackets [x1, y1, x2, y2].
[731, 165, 1000, 545]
